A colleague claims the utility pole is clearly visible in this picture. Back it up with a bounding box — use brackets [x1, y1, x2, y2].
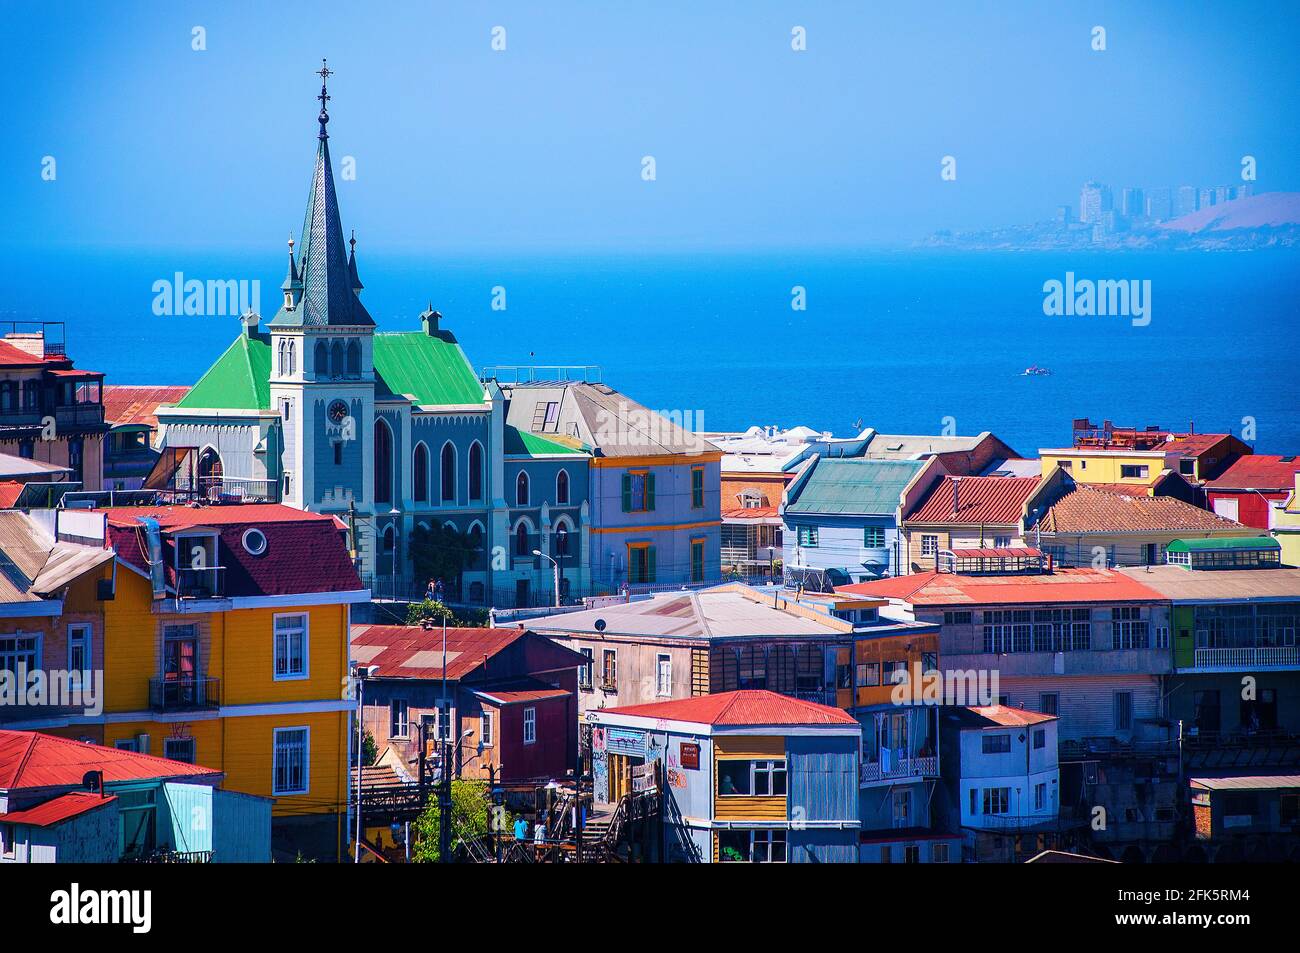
[438, 615, 452, 863]
[353, 667, 365, 863]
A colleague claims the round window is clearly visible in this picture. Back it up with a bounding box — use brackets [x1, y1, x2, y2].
[242, 527, 268, 556]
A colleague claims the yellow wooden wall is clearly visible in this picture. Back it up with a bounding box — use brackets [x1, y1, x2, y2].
[713, 735, 787, 822]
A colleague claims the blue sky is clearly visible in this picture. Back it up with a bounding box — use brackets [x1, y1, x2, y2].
[2, 0, 1297, 252]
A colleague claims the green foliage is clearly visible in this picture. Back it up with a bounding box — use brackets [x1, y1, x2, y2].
[411, 780, 506, 863]
[361, 729, 378, 768]
[403, 599, 489, 628]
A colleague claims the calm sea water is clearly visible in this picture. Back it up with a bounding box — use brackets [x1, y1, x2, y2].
[3, 247, 1297, 455]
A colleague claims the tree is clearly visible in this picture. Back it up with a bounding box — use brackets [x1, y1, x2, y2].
[361, 729, 378, 768]
[411, 780, 505, 863]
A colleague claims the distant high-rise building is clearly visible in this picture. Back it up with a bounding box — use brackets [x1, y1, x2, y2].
[1055, 204, 1073, 224]
[1199, 187, 1215, 210]
[1231, 184, 1253, 201]
[1176, 186, 1198, 217]
[1121, 187, 1145, 219]
[1213, 185, 1231, 205]
[1144, 187, 1173, 222]
[1079, 181, 1113, 224]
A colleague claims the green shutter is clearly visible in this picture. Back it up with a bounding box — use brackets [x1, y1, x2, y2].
[621, 473, 632, 512]
[647, 546, 657, 582]
[646, 472, 656, 511]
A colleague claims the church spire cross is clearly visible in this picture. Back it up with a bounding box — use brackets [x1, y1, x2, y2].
[316, 59, 333, 139]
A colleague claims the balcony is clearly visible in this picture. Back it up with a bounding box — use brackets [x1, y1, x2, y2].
[149, 676, 221, 712]
[1191, 646, 1300, 672]
[175, 566, 225, 600]
[196, 476, 279, 503]
[861, 754, 939, 786]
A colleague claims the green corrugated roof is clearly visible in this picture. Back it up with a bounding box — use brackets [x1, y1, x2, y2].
[786, 458, 925, 515]
[505, 425, 587, 456]
[174, 332, 271, 411]
[1167, 536, 1280, 552]
[372, 332, 484, 406]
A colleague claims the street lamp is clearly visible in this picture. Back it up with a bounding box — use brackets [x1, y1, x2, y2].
[533, 549, 561, 608]
[388, 506, 401, 602]
[351, 663, 378, 864]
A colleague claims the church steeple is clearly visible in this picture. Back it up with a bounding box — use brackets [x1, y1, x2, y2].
[269, 60, 375, 329]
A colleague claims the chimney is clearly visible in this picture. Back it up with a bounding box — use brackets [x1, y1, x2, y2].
[951, 476, 961, 515]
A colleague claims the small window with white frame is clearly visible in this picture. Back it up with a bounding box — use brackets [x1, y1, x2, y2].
[390, 698, 409, 738]
[67, 623, 92, 675]
[523, 706, 537, 745]
[480, 709, 494, 746]
[273, 613, 309, 680]
[656, 653, 672, 696]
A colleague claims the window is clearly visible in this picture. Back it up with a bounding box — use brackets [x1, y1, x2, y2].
[892, 788, 911, 826]
[982, 734, 1011, 754]
[1114, 691, 1134, 732]
[514, 522, 531, 557]
[283, 470, 293, 498]
[313, 340, 327, 376]
[931, 843, 950, 863]
[944, 611, 973, 626]
[273, 614, 308, 680]
[556, 469, 570, 505]
[440, 443, 456, 502]
[241, 527, 268, 556]
[116, 738, 139, 752]
[523, 706, 537, 745]
[993, 535, 1012, 548]
[468, 442, 484, 502]
[1121, 464, 1149, 479]
[1111, 606, 1149, 649]
[333, 441, 343, 466]
[374, 417, 393, 504]
[718, 759, 786, 796]
[857, 662, 880, 687]
[880, 846, 893, 863]
[578, 648, 593, 689]
[718, 829, 786, 863]
[656, 653, 672, 696]
[864, 527, 886, 548]
[390, 699, 409, 738]
[67, 623, 92, 673]
[904, 844, 920, 863]
[480, 709, 494, 746]
[690, 538, 705, 583]
[0, 823, 14, 861]
[1035, 782, 1047, 811]
[628, 543, 655, 584]
[691, 466, 704, 509]
[921, 534, 939, 556]
[621, 471, 654, 512]
[164, 737, 196, 764]
[413, 443, 429, 502]
[280, 398, 291, 421]
[601, 650, 617, 691]
[0, 633, 40, 678]
[797, 525, 818, 548]
[516, 471, 530, 506]
[346, 339, 360, 378]
[272, 727, 309, 795]
[1155, 626, 1170, 649]
[982, 787, 1011, 815]
[1033, 728, 1046, 749]
[555, 524, 570, 558]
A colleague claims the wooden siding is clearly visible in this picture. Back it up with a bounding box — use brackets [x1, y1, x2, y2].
[714, 735, 787, 821]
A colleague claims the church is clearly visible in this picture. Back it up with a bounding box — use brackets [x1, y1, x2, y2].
[156, 65, 720, 606]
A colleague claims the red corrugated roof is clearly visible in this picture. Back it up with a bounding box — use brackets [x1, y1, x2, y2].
[102, 385, 191, 429]
[838, 568, 1165, 607]
[0, 481, 25, 509]
[950, 547, 1041, 558]
[600, 690, 857, 726]
[105, 504, 362, 597]
[0, 340, 44, 366]
[907, 476, 1039, 525]
[349, 625, 529, 680]
[0, 730, 220, 790]
[0, 791, 117, 827]
[1206, 455, 1300, 491]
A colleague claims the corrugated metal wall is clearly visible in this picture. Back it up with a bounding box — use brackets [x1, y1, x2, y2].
[789, 829, 857, 863]
[787, 736, 859, 822]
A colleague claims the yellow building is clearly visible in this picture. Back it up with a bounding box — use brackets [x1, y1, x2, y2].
[1039, 448, 1171, 487]
[0, 504, 368, 861]
[1274, 472, 1300, 567]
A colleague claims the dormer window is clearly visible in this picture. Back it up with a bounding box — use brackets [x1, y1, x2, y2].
[173, 530, 223, 599]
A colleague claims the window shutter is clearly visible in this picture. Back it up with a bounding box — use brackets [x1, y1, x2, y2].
[646, 472, 656, 510]
[621, 473, 632, 512]
[647, 546, 657, 582]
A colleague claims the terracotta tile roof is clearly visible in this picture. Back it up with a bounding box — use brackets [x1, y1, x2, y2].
[102, 385, 191, 429]
[0, 730, 220, 790]
[349, 625, 530, 680]
[104, 504, 362, 597]
[1206, 455, 1300, 491]
[838, 568, 1166, 607]
[1162, 434, 1233, 456]
[721, 505, 780, 522]
[599, 689, 857, 726]
[0, 791, 117, 827]
[1034, 484, 1243, 534]
[906, 476, 1039, 525]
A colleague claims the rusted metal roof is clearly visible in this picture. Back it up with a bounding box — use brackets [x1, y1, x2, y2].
[0, 730, 220, 790]
[907, 476, 1039, 525]
[101, 385, 192, 429]
[600, 689, 857, 727]
[0, 791, 117, 827]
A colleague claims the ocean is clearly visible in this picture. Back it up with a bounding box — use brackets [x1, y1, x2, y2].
[3, 246, 1297, 456]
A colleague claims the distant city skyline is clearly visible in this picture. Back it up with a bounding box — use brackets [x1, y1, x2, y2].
[2, 0, 1298, 253]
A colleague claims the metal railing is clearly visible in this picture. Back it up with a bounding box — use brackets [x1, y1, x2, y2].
[149, 676, 221, 712]
[860, 754, 939, 784]
[176, 566, 225, 600]
[1193, 646, 1300, 670]
[195, 476, 279, 503]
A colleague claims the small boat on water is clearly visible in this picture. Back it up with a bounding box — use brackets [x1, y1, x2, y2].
[1022, 364, 1052, 376]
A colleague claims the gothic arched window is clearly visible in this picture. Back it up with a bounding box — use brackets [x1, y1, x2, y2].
[441, 443, 456, 503]
[413, 443, 429, 503]
[374, 417, 393, 504]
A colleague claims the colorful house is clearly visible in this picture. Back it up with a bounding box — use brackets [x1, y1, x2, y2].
[0, 502, 368, 860]
[901, 474, 1041, 572]
[588, 690, 861, 863]
[0, 729, 271, 863]
[1204, 454, 1300, 529]
[1274, 471, 1300, 567]
[100, 385, 190, 491]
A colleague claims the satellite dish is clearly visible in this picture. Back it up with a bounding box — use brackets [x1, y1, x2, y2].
[594, 618, 607, 632]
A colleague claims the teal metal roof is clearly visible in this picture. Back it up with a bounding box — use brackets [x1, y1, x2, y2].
[504, 425, 587, 456]
[372, 332, 484, 406]
[1167, 536, 1280, 553]
[785, 459, 925, 516]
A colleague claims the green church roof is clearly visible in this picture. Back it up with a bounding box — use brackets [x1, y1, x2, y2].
[372, 332, 484, 406]
[174, 331, 272, 412]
